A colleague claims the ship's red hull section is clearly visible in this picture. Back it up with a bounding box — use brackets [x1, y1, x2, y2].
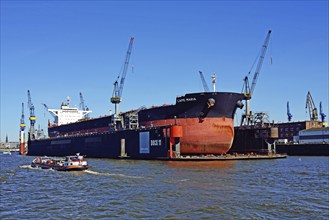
[140, 117, 234, 154]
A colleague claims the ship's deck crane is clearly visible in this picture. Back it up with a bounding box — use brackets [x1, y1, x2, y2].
[305, 91, 318, 122]
[199, 71, 210, 92]
[320, 102, 326, 124]
[240, 30, 272, 126]
[110, 37, 134, 127]
[27, 90, 36, 140]
[287, 101, 293, 122]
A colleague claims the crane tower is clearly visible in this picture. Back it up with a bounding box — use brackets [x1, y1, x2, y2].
[199, 71, 210, 92]
[79, 92, 86, 110]
[320, 102, 326, 125]
[110, 37, 134, 128]
[79, 92, 90, 119]
[287, 101, 293, 122]
[27, 90, 36, 140]
[19, 103, 26, 154]
[240, 30, 272, 126]
[305, 92, 318, 129]
[305, 91, 318, 122]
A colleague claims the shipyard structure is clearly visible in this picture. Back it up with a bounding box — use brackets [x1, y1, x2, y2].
[229, 91, 328, 156]
[229, 118, 328, 156]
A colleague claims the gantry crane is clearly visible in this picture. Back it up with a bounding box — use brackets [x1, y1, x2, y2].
[110, 37, 134, 126]
[305, 91, 318, 122]
[199, 71, 210, 92]
[19, 103, 26, 154]
[27, 90, 36, 140]
[240, 30, 272, 126]
[287, 101, 293, 122]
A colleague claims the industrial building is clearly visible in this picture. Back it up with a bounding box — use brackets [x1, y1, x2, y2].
[276, 120, 323, 142]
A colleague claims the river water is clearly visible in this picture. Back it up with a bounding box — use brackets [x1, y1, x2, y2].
[1, 153, 328, 219]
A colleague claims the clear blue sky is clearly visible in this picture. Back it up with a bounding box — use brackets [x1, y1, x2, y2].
[1, 1, 328, 142]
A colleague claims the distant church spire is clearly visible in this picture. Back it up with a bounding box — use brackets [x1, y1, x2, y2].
[6, 134, 8, 143]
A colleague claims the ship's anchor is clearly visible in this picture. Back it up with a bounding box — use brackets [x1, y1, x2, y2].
[199, 98, 216, 123]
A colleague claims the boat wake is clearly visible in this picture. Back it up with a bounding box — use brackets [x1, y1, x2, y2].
[19, 165, 55, 171]
[83, 170, 142, 179]
[19, 165, 141, 178]
[20, 165, 36, 169]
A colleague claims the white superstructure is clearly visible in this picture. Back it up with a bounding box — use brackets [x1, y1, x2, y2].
[48, 97, 92, 126]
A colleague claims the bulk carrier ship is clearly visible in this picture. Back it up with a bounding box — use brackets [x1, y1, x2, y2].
[28, 91, 246, 159]
[27, 33, 283, 160]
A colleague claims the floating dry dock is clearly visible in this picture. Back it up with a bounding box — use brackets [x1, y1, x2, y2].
[28, 123, 287, 161]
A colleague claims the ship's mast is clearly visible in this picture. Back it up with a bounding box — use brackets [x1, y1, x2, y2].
[211, 73, 216, 92]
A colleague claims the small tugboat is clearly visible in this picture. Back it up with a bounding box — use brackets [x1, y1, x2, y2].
[31, 153, 88, 171]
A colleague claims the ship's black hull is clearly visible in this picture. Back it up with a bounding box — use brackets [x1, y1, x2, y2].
[138, 92, 245, 122]
[28, 126, 172, 159]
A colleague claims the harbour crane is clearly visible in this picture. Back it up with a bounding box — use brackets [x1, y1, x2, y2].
[305, 91, 318, 122]
[79, 92, 86, 110]
[41, 103, 56, 124]
[110, 37, 134, 126]
[287, 101, 293, 122]
[199, 71, 210, 92]
[319, 102, 326, 123]
[79, 92, 89, 118]
[19, 103, 26, 154]
[27, 90, 36, 140]
[42, 103, 49, 110]
[240, 30, 272, 126]
[20, 103, 26, 132]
